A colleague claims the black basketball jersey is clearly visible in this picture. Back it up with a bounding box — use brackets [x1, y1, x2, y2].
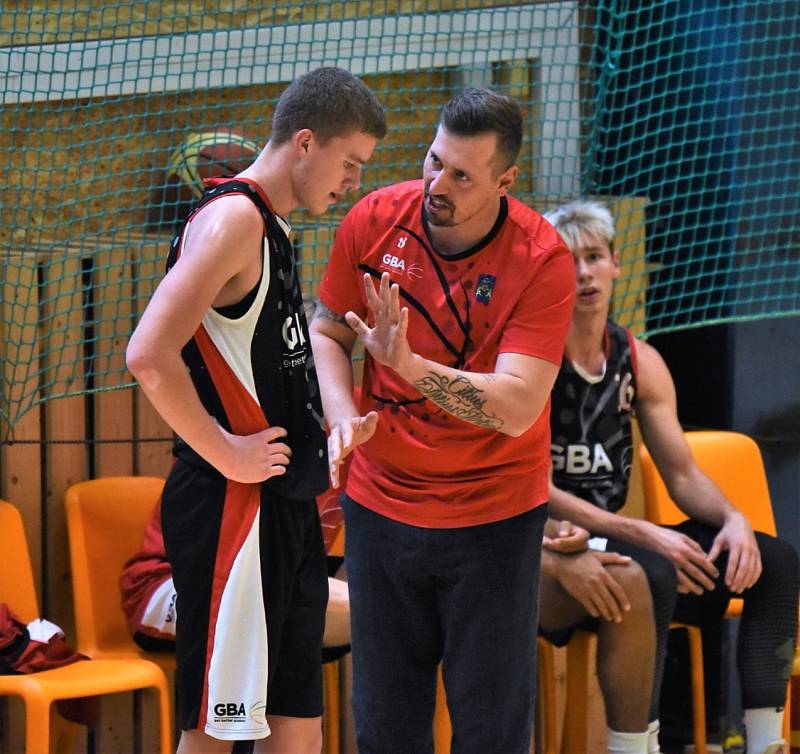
[166, 178, 328, 501]
[550, 320, 637, 512]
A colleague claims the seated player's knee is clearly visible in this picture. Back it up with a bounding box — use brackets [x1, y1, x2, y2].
[640, 548, 678, 599]
[758, 532, 800, 584]
[608, 560, 652, 614]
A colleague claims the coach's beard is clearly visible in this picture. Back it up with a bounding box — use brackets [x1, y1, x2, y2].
[423, 191, 455, 227]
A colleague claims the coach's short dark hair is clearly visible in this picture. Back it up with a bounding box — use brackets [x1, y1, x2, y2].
[439, 88, 523, 172]
[271, 67, 387, 145]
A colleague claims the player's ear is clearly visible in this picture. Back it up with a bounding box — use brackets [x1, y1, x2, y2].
[292, 128, 314, 155]
[497, 164, 518, 195]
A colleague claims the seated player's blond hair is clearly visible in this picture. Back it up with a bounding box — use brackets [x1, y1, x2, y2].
[545, 199, 616, 252]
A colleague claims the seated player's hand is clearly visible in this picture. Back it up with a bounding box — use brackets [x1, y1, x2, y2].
[327, 413, 379, 487]
[645, 523, 719, 595]
[543, 520, 590, 554]
[707, 511, 762, 593]
[555, 550, 633, 623]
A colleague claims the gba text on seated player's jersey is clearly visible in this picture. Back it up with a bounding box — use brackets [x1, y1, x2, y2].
[550, 321, 638, 513]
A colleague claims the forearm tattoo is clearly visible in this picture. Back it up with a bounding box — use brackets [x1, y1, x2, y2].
[413, 372, 504, 430]
[312, 300, 347, 326]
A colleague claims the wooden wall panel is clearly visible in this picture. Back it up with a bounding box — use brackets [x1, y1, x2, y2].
[88, 243, 140, 754]
[0, 258, 43, 754]
[0, 258, 44, 597]
[0, 238, 176, 753]
[92, 245, 136, 477]
[609, 196, 649, 337]
[134, 392, 174, 479]
[133, 236, 174, 479]
[1, 0, 540, 47]
[41, 254, 89, 635]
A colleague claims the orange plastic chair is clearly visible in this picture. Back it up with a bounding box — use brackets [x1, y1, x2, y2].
[65, 476, 177, 749]
[640, 430, 791, 750]
[323, 523, 347, 754]
[539, 627, 704, 754]
[535, 635, 561, 754]
[560, 631, 595, 754]
[64, 476, 172, 667]
[432, 643, 560, 754]
[0, 499, 171, 754]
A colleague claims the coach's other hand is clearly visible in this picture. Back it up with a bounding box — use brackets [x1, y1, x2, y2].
[327, 413, 378, 488]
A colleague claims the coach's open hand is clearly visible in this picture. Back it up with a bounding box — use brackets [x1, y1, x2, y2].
[346, 272, 413, 374]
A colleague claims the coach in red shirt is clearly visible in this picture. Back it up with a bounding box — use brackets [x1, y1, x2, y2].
[310, 88, 575, 753]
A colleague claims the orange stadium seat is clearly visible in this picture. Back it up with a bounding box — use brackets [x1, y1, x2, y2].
[640, 430, 792, 752]
[536, 634, 567, 754]
[432, 638, 558, 754]
[0, 499, 171, 754]
[64, 476, 170, 665]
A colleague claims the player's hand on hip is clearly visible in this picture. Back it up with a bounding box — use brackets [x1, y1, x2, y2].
[345, 272, 412, 373]
[219, 426, 292, 483]
[647, 523, 719, 594]
[327, 413, 378, 488]
[707, 512, 762, 593]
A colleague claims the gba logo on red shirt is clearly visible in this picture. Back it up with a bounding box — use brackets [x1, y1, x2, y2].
[381, 241, 423, 280]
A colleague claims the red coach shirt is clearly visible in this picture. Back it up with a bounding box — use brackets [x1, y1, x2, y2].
[319, 180, 575, 527]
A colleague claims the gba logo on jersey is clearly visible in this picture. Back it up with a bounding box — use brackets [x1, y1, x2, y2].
[282, 311, 308, 368]
[551, 442, 614, 475]
[213, 701, 246, 722]
[475, 273, 496, 304]
[381, 247, 423, 280]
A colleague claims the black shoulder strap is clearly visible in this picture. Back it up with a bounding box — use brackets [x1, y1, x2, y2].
[192, 178, 273, 223]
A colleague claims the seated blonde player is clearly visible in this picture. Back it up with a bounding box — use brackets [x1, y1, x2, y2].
[543, 199, 799, 754]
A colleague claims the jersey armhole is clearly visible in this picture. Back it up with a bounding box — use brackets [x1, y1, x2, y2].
[627, 328, 639, 384]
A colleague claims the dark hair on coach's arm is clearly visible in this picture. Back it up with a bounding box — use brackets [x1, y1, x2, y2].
[440, 88, 523, 171]
[271, 66, 387, 145]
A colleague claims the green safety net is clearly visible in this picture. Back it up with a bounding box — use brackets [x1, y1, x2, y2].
[1, 0, 798, 432]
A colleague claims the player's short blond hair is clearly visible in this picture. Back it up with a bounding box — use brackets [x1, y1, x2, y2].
[544, 200, 616, 253]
